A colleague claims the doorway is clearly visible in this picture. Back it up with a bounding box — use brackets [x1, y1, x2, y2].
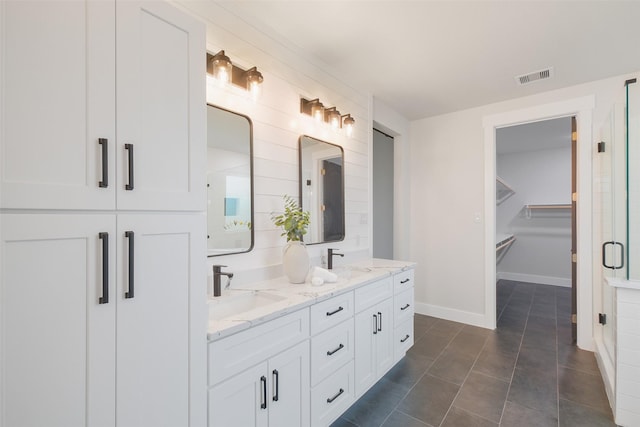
[495, 117, 576, 342]
[482, 95, 594, 348]
[373, 128, 394, 259]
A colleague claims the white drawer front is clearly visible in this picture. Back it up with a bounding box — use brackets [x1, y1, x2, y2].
[394, 286, 414, 326]
[394, 318, 414, 362]
[208, 309, 309, 386]
[311, 360, 355, 427]
[393, 269, 414, 294]
[310, 319, 354, 386]
[310, 292, 354, 336]
[354, 277, 392, 313]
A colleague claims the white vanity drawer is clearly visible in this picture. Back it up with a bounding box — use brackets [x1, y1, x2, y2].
[311, 360, 355, 427]
[310, 319, 354, 386]
[354, 277, 392, 313]
[394, 319, 414, 362]
[393, 269, 414, 294]
[394, 287, 414, 326]
[208, 309, 310, 386]
[310, 292, 354, 336]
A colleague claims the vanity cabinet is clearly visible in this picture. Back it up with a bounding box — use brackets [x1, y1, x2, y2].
[309, 293, 356, 427]
[393, 270, 415, 362]
[0, 1, 207, 426]
[0, 0, 205, 212]
[354, 278, 394, 397]
[207, 266, 416, 427]
[208, 310, 311, 427]
[210, 341, 310, 427]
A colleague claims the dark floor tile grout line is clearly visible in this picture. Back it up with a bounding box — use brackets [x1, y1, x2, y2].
[496, 284, 534, 426]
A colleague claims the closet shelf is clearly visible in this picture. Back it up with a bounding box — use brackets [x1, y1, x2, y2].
[496, 176, 515, 205]
[523, 204, 572, 219]
[496, 234, 516, 252]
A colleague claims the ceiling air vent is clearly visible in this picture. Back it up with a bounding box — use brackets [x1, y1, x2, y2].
[515, 67, 554, 86]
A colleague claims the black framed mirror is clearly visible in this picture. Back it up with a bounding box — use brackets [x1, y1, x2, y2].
[207, 104, 254, 256]
[299, 135, 345, 244]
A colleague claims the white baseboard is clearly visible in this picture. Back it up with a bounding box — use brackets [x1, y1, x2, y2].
[415, 301, 489, 329]
[497, 271, 571, 287]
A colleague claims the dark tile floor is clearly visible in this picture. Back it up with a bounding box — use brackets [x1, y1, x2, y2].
[331, 280, 617, 427]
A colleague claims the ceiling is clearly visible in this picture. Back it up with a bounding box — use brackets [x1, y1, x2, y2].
[204, 1, 640, 120]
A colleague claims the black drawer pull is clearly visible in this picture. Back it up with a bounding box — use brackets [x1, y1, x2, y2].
[326, 306, 344, 316]
[272, 370, 279, 402]
[400, 278, 410, 284]
[378, 312, 382, 332]
[260, 376, 267, 409]
[401, 303, 410, 311]
[99, 232, 109, 304]
[327, 343, 344, 356]
[98, 138, 108, 188]
[125, 143, 134, 190]
[125, 231, 134, 299]
[400, 334, 410, 343]
[373, 314, 378, 335]
[327, 388, 344, 404]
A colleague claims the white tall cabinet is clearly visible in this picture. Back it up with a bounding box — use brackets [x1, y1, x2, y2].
[0, 1, 207, 426]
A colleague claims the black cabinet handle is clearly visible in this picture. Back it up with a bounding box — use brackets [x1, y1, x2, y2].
[125, 231, 134, 299]
[373, 314, 378, 335]
[327, 388, 344, 404]
[326, 306, 344, 316]
[602, 241, 624, 269]
[99, 232, 109, 304]
[98, 138, 108, 188]
[327, 343, 344, 356]
[401, 303, 410, 311]
[378, 312, 382, 332]
[272, 370, 279, 402]
[400, 334, 410, 343]
[260, 376, 267, 409]
[125, 143, 134, 190]
[400, 278, 410, 284]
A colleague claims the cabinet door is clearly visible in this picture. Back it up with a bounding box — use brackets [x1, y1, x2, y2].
[116, 1, 205, 211]
[375, 298, 395, 376]
[0, 1, 115, 210]
[269, 341, 310, 427]
[116, 214, 206, 427]
[354, 306, 378, 397]
[209, 362, 269, 427]
[1, 214, 116, 427]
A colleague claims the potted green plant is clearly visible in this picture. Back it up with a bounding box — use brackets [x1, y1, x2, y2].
[271, 195, 311, 283]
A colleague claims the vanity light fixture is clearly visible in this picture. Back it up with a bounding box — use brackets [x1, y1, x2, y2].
[342, 114, 355, 137]
[325, 107, 341, 130]
[209, 50, 232, 85]
[244, 66, 264, 100]
[207, 51, 264, 97]
[300, 97, 355, 136]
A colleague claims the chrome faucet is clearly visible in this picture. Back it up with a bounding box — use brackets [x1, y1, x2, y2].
[327, 248, 344, 270]
[212, 265, 234, 297]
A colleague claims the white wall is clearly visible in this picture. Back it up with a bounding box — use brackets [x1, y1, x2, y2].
[497, 146, 572, 286]
[174, 2, 372, 287]
[409, 72, 638, 328]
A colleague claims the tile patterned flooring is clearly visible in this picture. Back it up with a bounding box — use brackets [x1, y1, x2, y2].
[330, 280, 617, 427]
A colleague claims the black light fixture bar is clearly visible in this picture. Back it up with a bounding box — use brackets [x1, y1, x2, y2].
[207, 51, 263, 92]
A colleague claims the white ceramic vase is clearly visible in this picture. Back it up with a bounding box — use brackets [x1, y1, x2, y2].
[283, 241, 310, 284]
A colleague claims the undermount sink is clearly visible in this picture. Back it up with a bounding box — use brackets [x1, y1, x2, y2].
[209, 290, 286, 321]
[332, 266, 371, 281]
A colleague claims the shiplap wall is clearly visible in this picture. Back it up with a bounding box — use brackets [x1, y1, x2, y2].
[175, 2, 373, 285]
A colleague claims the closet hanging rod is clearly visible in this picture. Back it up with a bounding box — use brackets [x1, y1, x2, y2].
[525, 204, 572, 209]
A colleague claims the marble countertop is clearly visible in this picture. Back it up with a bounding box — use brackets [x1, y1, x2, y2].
[207, 259, 415, 341]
